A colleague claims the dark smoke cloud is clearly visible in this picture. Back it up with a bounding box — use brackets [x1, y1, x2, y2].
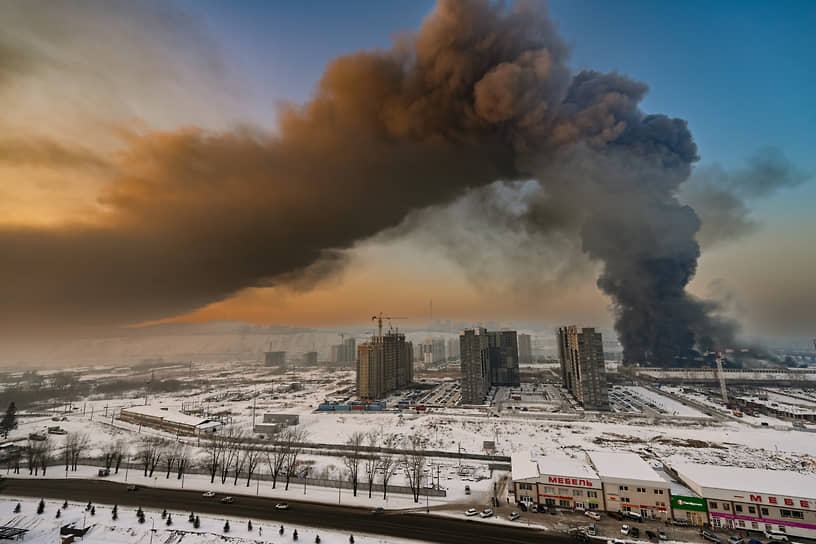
[0, 0, 737, 366]
[681, 148, 809, 248]
[0, 138, 111, 171]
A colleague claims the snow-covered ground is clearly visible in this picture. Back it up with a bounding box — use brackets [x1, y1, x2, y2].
[0, 497, 421, 544]
[617, 386, 710, 418]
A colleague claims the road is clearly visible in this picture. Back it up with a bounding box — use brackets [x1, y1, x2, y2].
[0, 478, 572, 544]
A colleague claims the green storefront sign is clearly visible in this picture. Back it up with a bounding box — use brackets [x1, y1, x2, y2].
[672, 495, 707, 512]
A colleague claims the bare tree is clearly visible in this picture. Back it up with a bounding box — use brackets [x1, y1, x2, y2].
[377, 433, 399, 500]
[203, 432, 225, 484]
[38, 438, 52, 476]
[112, 439, 127, 473]
[219, 428, 243, 484]
[284, 427, 308, 491]
[265, 433, 289, 489]
[401, 433, 427, 503]
[65, 432, 89, 472]
[176, 444, 190, 480]
[163, 441, 180, 479]
[138, 436, 164, 477]
[240, 445, 262, 487]
[364, 432, 379, 499]
[343, 432, 365, 497]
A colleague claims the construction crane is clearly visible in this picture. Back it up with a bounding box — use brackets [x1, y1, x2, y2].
[371, 313, 407, 340]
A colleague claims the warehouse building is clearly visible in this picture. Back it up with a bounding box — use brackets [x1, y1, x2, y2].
[511, 452, 604, 510]
[587, 451, 671, 519]
[119, 405, 222, 436]
[668, 461, 816, 540]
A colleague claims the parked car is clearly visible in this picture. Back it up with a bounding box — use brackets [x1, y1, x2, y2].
[372, 507, 385, 515]
[672, 519, 691, 527]
[126, 485, 137, 492]
[701, 530, 722, 543]
[585, 511, 601, 521]
[220, 496, 235, 504]
[530, 504, 538, 513]
[464, 485, 471, 495]
[518, 502, 527, 512]
[202, 491, 216, 498]
[509, 512, 520, 521]
[747, 540, 763, 544]
[621, 525, 631, 536]
[624, 511, 643, 522]
[465, 508, 478, 517]
[480, 508, 493, 518]
[631, 527, 640, 538]
[646, 530, 657, 541]
[97, 468, 110, 477]
[587, 525, 597, 536]
[275, 503, 289, 510]
[658, 530, 668, 540]
[728, 537, 744, 544]
[765, 533, 788, 542]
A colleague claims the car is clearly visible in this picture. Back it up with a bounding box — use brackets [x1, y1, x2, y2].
[672, 519, 690, 527]
[701, 530, 722, 543]
[464, 485, 471, 495]
[658, 530, 668, 540]
[747, 540, 763, 544]
[729, 537, 744, 544]
[646, 530, 657, 540]
[587, 525, 597, 536]
[610, 539, 627, 544]
[530, 504, 538, 513]
[465, 508, 478, 517]
[518, 502, 528, 512]
[509, 512, 520, 521]
[126, 485, 138, 492]
[621, 525, 631, 536]
[764, 533, 789, 542]
[480, 508, 493, 518]
[631, 527, 640, 538]
[202, 491, 216, 498]
[275, 503, 289, 510]
[220, 496, 235, 504]
[372, 507, 385, 515]
[585, 511, 601, 521]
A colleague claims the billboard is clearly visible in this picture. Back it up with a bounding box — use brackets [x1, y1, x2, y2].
[672, 496, 707, 512]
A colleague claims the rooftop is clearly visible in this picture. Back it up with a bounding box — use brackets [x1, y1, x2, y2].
[121, 404, 210, 427]
[587, 451, 666, 486]
[534, 452, 600, 481]
[669, 460, 816, 499]
[511, 452, 539, 481]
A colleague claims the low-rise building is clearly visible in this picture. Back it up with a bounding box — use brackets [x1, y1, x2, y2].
[511, 451, 604, 510]
[668, 460, 816, 540]
[587, 451, 671, 519]
[119, 405, 222, 436]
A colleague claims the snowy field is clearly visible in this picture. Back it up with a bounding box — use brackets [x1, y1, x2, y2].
[0, 497, 421, 544]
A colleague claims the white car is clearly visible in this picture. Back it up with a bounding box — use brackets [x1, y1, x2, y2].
[275, 503, 289, 510]
[480, 508, 493, 518]
[621, 525, 630, 536]
[509, 512, 520, 521]
[585, 511, 601, 520]
[202, 491, 216, 498]
[465, 508, 478, 517]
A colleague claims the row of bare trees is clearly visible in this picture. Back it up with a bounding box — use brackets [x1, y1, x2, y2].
[342, 431, 422, 501]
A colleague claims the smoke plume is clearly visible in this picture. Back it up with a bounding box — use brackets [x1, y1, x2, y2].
[0, 0, 741, 364]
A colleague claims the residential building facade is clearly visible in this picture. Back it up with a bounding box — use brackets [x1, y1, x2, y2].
[557, 326, 610, 410]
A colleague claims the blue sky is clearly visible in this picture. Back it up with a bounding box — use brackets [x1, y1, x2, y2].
[184, 0, 815, 173]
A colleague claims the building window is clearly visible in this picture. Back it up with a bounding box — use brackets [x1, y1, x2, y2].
[573, 489, 583, 497]
[761, 508, 769, 516]
[559, 488, 569, 496]
[778, 527, 786, 533]
[751, 523, 758, 530]
[543, 486, 554, 494]
[637, 487, 646, 493]
[587, 491, 598, 498]
[710, 502, 718, 509]
[748, 506, 756, 514]
[622, 497, 630, 503]
[519, 483, 533, 491]
[780, 510, 804, 520]
[589, 503, 598, 510]
[724, 504, 730, 511]
[619, 485, 628, 491]
[735, 505, 743, 513]
[765, 525, 772, 532]
[658, 489, 664, 495]
[560, 500, 571, 508]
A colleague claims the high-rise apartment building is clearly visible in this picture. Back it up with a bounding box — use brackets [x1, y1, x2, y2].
[460, 328, 520, 404]
[460, 328, 490, 404]
[518, 333, 533, 365]
[557, 326, 609, 411]
[331, 337, 357, 363]
[356, 331, 413, 400]
[446, 337, 460, 360]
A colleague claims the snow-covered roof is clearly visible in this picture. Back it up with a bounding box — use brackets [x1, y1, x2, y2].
[534, 452, 600, 481]
[587, 451, 666, 486]
[121, 405, 209, 427]
[511, 451, 600, 483]
[669, 460, 816, 500]
[511, 452, 539, 481]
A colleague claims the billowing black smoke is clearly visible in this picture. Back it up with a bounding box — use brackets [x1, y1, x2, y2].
[0, 0, 740, 364]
